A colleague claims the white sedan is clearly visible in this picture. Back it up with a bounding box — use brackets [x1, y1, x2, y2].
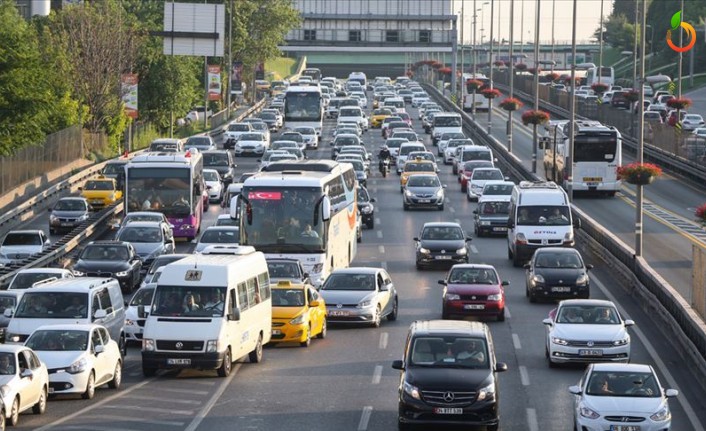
[467, 167, 505, 201]
[203, 169, 223, 203]
[682, 114, 705, 131]
[194, 226, 240, 253]
[25, 324, 122, 400]
[0, 344, 48, 426]
[543, 299, 634, 367]
[234, 132, 268, 156]
[569, 363, 677, 431]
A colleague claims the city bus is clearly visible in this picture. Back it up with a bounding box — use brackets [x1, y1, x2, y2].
[541, 120, 622, 196]
[124, 151, 205, 240]
[585, 66, 615, 87]
[463, 73, 491, 112]
[234, 160, 357, 286]
[284, 85, 324, 137]
[301, 67, 322, 83]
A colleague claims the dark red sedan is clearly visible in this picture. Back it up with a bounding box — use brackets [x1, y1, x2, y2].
[439, 264, 508, 321]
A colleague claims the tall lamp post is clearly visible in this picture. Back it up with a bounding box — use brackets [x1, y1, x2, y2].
[471, 0, 479, 117]
[532, 0, 541, 173]
[460, 3, 465, 106]
[488, 0, 495, 134]
[567, 0, 578, 202]
[480, 2, 489, 45]
[635, 0, 647, 256]
[632, 0, 638, 89]
[598, 0, 604, 85]
[551, 0, 556, 72]
[678, 0, 684, 97]
[507, 0, 514, 153]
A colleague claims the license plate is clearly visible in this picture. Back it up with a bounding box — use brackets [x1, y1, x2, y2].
[551, 286, 571, 293]
[610, 427, 640, 431]
[272, 329, 281, 335]
[579, 349, 603, 356]
[167, 358, 191, 365]
[91, 199, 102, 204]
[464, 304, 485, 310]
[583, 177, 603, 182]
[417, 199, 431, 203]
[435, 255, 452, 260]
[434, 408, 463, 415]
[48, 387, 54, 394]
[60, 222, 73, 227]
[586, 182, 599, 187]
[492, 227, 507, 231]
[329, 310, 349, 317]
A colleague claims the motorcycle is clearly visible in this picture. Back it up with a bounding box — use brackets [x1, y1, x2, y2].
[379, 157, 390, 178]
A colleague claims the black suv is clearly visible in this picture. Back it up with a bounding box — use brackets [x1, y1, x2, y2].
[392, 320, 507, 431]
[414, 222, 472, 270]
[72, 241, 142, 293]
[202, 150, 237, 184]
[524, 247, 593, 302]
[357, 186, 376, 229]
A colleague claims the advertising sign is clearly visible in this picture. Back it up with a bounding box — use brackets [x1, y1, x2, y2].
[231, 61, 244, 94]
[121, 74, 138, 119]
[208, 65, 221, 101]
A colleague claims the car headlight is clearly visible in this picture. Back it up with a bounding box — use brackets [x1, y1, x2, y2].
[551, 337, 569, 346]
[357, 299, 374, 309]
[79, 213, 89, 221]
[564, 232, 574, 243]
[206, 339, 219, 353]
[579, 406, 600, 420]
[576, 273, 589, 286]
[115, 270, 130, 277]
[68, 357, 88, 374]
[435, 189, 444, 197]
[403, 381, 421, 400]
[419, 247, 430, 254]
[487, 293, 503, 302]
[404, 190, 413, 197]
[125, 319, 135, 326]
[49, 214, 58, 222]
[143, 339, 155, 351]
[73, 270, 85, 276]
[650, 405, 671, 422]
[477, 382, 495, 401]
[532, 274, 545, 284]
[445, 293, 460, 301]
[290, 314, 307, 325]
[4, 333, 20, 343]
[613, 335, 630, 346]
[456, 247, 467, 255]
[480, 221, 491, 226]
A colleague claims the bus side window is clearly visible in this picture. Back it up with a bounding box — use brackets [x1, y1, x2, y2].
[257, 272, 271, 300]
[237, 282, 249, 311]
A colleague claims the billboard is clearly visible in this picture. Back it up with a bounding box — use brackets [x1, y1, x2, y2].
[121, 74, 138, 119]
[255, 62, 265, 80]
[231, 61, 244, 94]
[163, 2, 225, 57]
[208, 65, 221, 100]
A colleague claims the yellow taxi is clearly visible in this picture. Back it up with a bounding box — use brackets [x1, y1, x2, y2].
[255, 80, 271, 94]
[80, 176, 122, 208]
[400, 158, 436, 192]
[370, 108, 393, 128]
[270, 281, 327, 347]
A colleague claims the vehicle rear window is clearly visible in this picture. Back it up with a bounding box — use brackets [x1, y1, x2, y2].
[3, 233, 42, 246]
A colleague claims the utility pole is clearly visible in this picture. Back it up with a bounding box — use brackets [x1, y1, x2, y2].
[678, 0, 684, 96]
[636, 0, 647, 256]
[460, 1, 465, 104]
[551, 0, 556, 72]
[226, 0, 233, 117]
[472, 0, 478, 117]
[507, 0, 514, 153]
[568, 0, 578, 202]
[532, 0, 541, 173]
[451, 18, 458, 100]
[632, 0, 638, 89]
[598, 0, 603, 84]
[520, 0, 524, 55]
[488, 0, 495, 134]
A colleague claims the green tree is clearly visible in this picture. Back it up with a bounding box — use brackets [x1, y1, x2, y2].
[594, 13, 638, 53]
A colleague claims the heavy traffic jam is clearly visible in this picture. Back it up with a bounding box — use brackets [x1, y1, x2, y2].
[0, 69, 682, 431]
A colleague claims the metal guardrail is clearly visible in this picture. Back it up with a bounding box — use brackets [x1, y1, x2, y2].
[493, 81, 706, 184]
[424, 83, 706, 382]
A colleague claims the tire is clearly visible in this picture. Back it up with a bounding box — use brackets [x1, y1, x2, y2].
[512, 254, 523, 268]
[357, 231, 362, 243]
[300, 325, 312, 347]
[366, 219, 374, 229]
[108, 360, 122, 389]
[415, 262, 423, 270]
[82, 371, 95, 400]
[403, 203, 409, 211]
[217, 348, 232, 377]
[372, 305, 382, 328]
[32, 386, 47, 415]
[118, 334, 127, 358]
[398, 420, 412, 431]
[0, 407, 5, 431]
[529, 290, 537, 303]
[387, 298, 398, 321]
[525, 285, 530, 298]
[8, 398, 18, 427]
[476, 229, 484, 238]
[49, 228, 55, 235]
[438, 204, 444, 211]
[400, 187, 403, 193]
[487, 423, 499, 431]
[142, 365, 157, 377]
[508, 247, 513, 260]
[317, 318, 327, 339]
[249, 334, 263, 363]
[441, 310, 449, 320]
[453, 167, 458, 175]
[461, 184, 466, 193]
[467, 194, 472, 202]
[498, 309, 506, 322]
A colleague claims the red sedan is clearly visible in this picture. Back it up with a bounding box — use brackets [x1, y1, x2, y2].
[458, 160, 495, 192]
[439, 264, 508, 321]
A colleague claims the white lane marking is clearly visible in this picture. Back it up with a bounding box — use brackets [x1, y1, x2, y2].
[375, 217, 381, 225]
[381, 261, 388, 270]
[128, 371, 141, 377]
[357, 406, 373, 431]
[371, 180, 377, 186]
[184, 363, 243, 431]
[378, 245, 385, 254]
[526, 408, 539, 431]
[35, 378, 155, 431]
[83, 415, 185, 427]
[129, 394, 202, 405]
[59, 426, 133, 431]
[186, 380, 217, 386]
[454, 218, 461, 224]
[103, 405, 195, 415]
[505, 306, 511, 318]
[158, 387, 210, 396]
[470, 245, 479, 254]
[519, 365, 530, 386]
[449, 206, 456, 213]
[379, 332, 389, 349]
[592, 276, 704, 431]
[512, 333, 522, 349]
[372, 365, 383, 384]
[376, 230, 383, 239]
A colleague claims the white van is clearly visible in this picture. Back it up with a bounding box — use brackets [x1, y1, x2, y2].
[507, 181, 579, 267]
[348, 72, 367, 89]
[140, 248, 272, 377]
[431, 113, 463, 144]
[337, 107, 368, 132]
[396, 142, 427, 174]
[382, 97, 406, 113]
[6, 278, 126, 352]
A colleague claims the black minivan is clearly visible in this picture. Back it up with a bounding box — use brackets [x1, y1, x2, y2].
[392, 320, 507, 431]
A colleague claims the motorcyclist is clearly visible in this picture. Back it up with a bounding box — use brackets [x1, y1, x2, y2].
[378, 145, 391, 173]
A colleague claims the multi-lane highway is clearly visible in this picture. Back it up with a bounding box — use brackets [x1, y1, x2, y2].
[7, 100, 706, 430]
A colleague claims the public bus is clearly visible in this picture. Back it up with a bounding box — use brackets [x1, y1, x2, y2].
[284, 85, 324, 137]
[541, 120, 622, 196]
[124, 151, 205, 240]
[234, 160, 357, 287]
[463, 73, 491, 112]
[585, 66, 615, 87]
[301, 67, 322, 83]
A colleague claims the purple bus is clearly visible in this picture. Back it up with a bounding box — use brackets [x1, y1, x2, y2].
[124, 151, 205, 240]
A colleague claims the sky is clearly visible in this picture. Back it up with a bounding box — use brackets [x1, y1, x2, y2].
[455, 0, 608, 46]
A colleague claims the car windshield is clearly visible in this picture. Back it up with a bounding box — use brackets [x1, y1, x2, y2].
[203, 171, 219, 181]
[200, 229, 239, 244]
[259, 113, 276, 120]
[118, 227, 162, 243]
[483, 184, 513, 195]
[103, 163, 125, 175]
[357, 188, 370, 203]
[26, 330, 89, 351]
[442, 133, 466, 140]
[534, 252, 583, 268]
[130, 288, 155, 306]
[55, 200, 87, 211]
[186, 137, 211, 147]
[407, 176, 440, 187]
[478, 201, 510, 215]
[473, 170, 503, 180]
[295, 127, 315, 135]
[464, 162, 494, 172]
[240, 133, 263, 141]
[15, 292, 88, 319]
[11, 272, 57, 289]
[151, 286, 227, 317]
[557, 305, 619, 324]
[124, 214, 163, 224]
[271, 155, 296, 162]
[271, 289, 305, 307]
[421, 226, 464, 240]
[335, 137, 359, 146]
[84, 181, 113, 191]
[228, 124, 249, 132]
[586, 371, 660, 397]
[251, 123, 267, 131]
[0, 295, 16, 314]
[409, 336, 489, 368]
[282, 134, 303, 142]
[386, 139, 407, 148]
[3, 232, 42, 246]
[448, 268, 498, 284]
[204, 153, 230, 166]
[517, 206, 571, 226]
[405, 163, 434, 173]
[267, 262, 301, 279]
[322, 273, 375, 291]
[80, 245, 129, 261]
[215, 217, 238, 226]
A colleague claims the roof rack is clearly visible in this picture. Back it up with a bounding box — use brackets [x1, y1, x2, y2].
[518, 181, 559, 189]
[31, 277, 59, 288]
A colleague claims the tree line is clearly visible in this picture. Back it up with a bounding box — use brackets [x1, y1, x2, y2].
[0, 0, 300, 156]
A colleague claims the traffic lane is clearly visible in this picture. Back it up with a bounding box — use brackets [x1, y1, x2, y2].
[685, 85, 706, 121]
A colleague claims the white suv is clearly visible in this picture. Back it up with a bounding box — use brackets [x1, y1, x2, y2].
[0, 230, 51, 265]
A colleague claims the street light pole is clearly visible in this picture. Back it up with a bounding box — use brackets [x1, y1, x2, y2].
[598, 0, 603, 85]
[532, 0, 541, 174]
[488, 0, 495, 134]
[632, 0, 638, 89]
[567, 0, 578, 202]
[472, 0, 478, 118]
[226, 0, 233, 117]
[551, 0, 556, 73]
[507, 0, 514, 153]
[481, 2, 489, 45]
[460, 2, 465, 105]
[520, 0, 524, 55]
[678, 0, 684, 97]
[636, 0, 647, 256]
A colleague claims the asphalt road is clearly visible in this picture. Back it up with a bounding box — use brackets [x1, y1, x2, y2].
[8, 103, 706, 431]
[686, 85, 706, 120]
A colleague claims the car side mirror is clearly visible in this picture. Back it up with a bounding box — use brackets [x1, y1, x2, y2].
[379, 284, 389, 292]
[573, 218, 582, 229]
[665, 389, 678, 398]
[586, 264, 594, 270]
[438, 280, 447, 286]
[523, 264, 530, 269]
[228, 307, 241, 321]
[93, 309, 107, 320]
[94, 344, 105, 355]
[507, 220, 515, 228]
[442, 184, 448, 188]
[256, 159, 261, 162]
[391, 360, 404, 370]
[624, 319, 635, 327]
[370, 198, 376, 203]
[465, 237, 473, 241]
[137, 305, 147, 319]
[495, 362, 508, 372]
[542, 318, 553, 326]
[501, 281, 509, 286]
[568, 385, 582, 395]
[3, 308, 13, 318]
[413, 237, 419, 241]
[20, 369, 33, 379]
[309, 300, 320, 307]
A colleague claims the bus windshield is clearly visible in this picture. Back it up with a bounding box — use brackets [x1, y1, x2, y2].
[574, 136, 617, 162]
[126, 168, 192, 217]
[285, 92, 322, 121]
[241, 187, 325, 253]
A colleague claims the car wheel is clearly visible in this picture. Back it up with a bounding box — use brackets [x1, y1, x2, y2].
[317, 318, 327, 339]
[387, 297, 398, 321]
[398, 420, 412, 431]
[512, 254, 523, 268]
[32, 386, 47, 415]
[218, 348, 232, 377]
[497, 309, 506, 322]
[142, 365, 157, 377]
[8, 397, 18, 427]
[547, 352, 557, 368]
[357, 230, 362, 243]
[529, 290, 537, 303]
[372, 305, 382, 328]
[403, 203, 409, 211]
[249, 334, 263, 363]
[415, 262, 423, 270]
[300, 325, 312, 347]
[0, 407, 5, 431]
[461, 184, 466, 192]
[467, 194, 472, 202]
[366, 219, 374, 229]
[82, 371, 96, 400]
[119, 333, 127, 358]
[49, 228, 55, 235]
[487, 423, 499, 431]
[108, 360, 122, 389]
